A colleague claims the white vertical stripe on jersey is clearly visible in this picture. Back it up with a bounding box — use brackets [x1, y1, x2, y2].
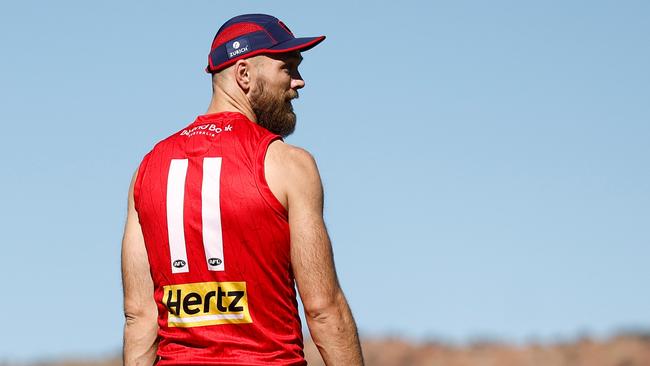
[167, 159, 190, 274]
[202, 157, 225, 271]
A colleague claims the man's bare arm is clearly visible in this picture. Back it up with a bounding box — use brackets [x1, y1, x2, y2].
[267, 142, 363, 365]
[121, 170, 159, 366]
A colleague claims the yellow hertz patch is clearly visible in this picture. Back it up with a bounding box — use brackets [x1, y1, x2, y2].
[162, 281, 252, 328]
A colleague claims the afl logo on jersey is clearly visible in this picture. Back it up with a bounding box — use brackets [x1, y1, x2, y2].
[208, 257, 222, 266]
[173, 260, 186, 268]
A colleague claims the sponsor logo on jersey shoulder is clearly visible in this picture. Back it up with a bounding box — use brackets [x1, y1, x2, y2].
[163, 281, 252, 327]
[180, 124, 233, 138]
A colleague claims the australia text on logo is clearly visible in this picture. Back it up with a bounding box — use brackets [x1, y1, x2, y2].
[162, 281, 252, 327]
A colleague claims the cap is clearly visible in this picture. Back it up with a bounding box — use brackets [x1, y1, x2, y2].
[206, 14, 326, 73]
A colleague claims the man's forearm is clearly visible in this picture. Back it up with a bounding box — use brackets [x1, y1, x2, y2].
[306, 292, 364, 366]
[123, 315, 159, 366]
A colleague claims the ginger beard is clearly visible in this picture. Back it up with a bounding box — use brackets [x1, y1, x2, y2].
[250, 77, 298, 138]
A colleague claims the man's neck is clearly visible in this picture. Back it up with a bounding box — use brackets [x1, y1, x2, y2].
[206, 90, 257, 123]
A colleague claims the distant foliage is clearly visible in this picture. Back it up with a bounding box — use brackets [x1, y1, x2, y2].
[8, 335, 650, 366]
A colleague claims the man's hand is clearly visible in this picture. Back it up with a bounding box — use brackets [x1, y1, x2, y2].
[266, 141, 364, 365]
[121, 170, 159, 366]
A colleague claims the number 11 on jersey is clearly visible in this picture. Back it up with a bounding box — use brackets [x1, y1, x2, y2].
[166, 157, 225, 274]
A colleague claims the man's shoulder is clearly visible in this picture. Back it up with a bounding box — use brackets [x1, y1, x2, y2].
[265, 140, 322, 207]
[267, 140, 318, 175]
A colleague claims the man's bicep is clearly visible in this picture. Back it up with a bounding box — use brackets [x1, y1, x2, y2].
[121, 171, 156, 318]
[287, 151, 340, 312]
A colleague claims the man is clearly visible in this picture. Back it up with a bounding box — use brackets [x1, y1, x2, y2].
[121, 14, 364, 366]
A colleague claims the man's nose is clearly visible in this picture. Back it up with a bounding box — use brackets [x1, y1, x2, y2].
[292, 79, 305, 90]
[291, 70, 305, 90]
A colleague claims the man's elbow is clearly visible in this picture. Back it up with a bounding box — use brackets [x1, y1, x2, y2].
[123, 304, 159, 366]
[303, 290, 348, 323]
[124, 301, 158, 327]
[124, 311, 158, 328]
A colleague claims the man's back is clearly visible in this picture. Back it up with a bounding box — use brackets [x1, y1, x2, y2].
[134, 111, 305, 365]
[122, 13, 363, 366]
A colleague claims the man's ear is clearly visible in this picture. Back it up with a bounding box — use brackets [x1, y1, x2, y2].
[234, 59, 252, 93]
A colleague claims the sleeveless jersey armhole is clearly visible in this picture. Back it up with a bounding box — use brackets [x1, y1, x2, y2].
[254, 134, 289, 221]
[133, 152, 152, 214]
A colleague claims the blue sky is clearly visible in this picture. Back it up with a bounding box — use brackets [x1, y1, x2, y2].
[1, 0, 649, 362]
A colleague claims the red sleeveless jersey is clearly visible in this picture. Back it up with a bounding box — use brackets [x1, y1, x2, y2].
[133, 112, 305, 365]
